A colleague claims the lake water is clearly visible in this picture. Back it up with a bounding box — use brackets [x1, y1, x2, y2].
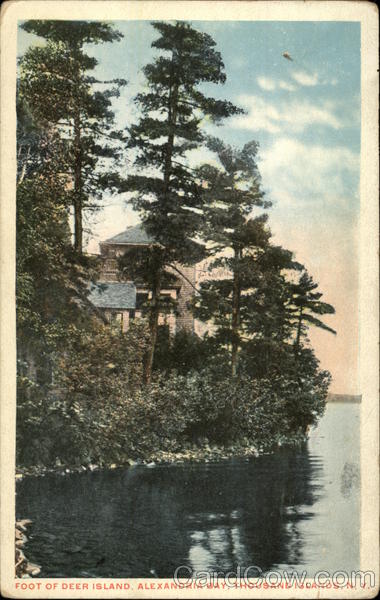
[16, 402, 360, 578]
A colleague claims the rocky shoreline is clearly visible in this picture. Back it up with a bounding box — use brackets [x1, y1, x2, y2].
[16, 434, 308, 480]
[15, 520, 41, 578]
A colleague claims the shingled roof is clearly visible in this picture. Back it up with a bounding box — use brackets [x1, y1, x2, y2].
[104, 224, 154, 246]
[88, 282, 136, 310]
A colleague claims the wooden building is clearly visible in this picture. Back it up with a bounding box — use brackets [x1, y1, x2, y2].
[89, 225, 196, 333]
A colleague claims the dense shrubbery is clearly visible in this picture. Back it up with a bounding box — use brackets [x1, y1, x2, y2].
[16, 320, 149, 467]
[153, 328, 222, 375]
[17, 323, 329, 469]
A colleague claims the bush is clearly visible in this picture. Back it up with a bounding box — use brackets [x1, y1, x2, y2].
[153, 328, 220, 375]
[93, 363, 329, 461]
[17, 320, 330, 469]
[16, 319, 150, 468]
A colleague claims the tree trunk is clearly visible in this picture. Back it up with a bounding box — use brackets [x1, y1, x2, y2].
[231, 248, 241, 377]
[163, 81, 178, 195]
[295, 307, 303, 353]
[143, 50, 180, 384]
[143, 269, 162, 385]
[73, 112, 83, 254]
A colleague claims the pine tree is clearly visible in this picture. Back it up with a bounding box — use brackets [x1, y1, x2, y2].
[197, 138, 267, 375]
[124, 21, 243, 383]
[16, 98, 97, 385]
[19, 20, 126, 253]
[193, 137, 294, 376]
[288, 271, 336, 352]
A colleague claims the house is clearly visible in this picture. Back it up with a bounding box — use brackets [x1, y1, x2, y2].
[88, 225, 196, 334]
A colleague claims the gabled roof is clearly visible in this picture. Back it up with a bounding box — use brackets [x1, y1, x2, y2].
[88, 282, 136, 310]
[104, 224, 154, 246]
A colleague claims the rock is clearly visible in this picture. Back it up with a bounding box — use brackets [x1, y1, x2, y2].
[17, 519, 32, 532]
[25, 563, 41, 576]
[146, 462, 156, 468]
[15, 529, 26, 541]
[15, 548, 26, 565]
[15, 529, 28, 547]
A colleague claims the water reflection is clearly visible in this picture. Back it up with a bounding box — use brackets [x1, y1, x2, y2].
[16, 403, 359, 578]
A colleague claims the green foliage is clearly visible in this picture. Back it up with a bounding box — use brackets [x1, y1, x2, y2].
[16, 320, 149, 467]
[193, 137, 302, 375]
[153, 328, 213, 374]
[288, 270, 336, 350]
[17, 352, 329, 468]
[21, 20, 123, 45]
[19, 20, 126, 252]
[193, 138, 336, 378]
[16, 169, 97, 371]
[125, 21, 243, 259]
[55, 320, 149, 399]
[122, 21, 243, 382]
[118, 245, 178, 297]
[101, 363, 328, 459]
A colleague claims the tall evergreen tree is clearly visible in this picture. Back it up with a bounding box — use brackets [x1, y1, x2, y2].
[124, 21, 243, 383]
[16, 97, 97, 385]
[19, 20, 126, 253]
[193, 138, 299, 376]
[288, 271, 336, 352]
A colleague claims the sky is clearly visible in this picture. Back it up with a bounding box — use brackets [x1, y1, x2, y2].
[18, 20, 361, 394]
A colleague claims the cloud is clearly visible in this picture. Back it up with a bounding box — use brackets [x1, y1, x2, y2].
[186, 146, 219, 169]
[278, 80, 296, 91]
[257, 76, 276, 91]
[291, 70, 319, 86]
[259, 70, 338, 90]
[259, 137, 359, 203]
[231, 95, 344, 134]
[291, 70, 339, 87]
[257, 76, 296, 92]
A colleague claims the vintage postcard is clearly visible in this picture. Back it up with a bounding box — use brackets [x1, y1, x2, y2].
[1, 1, 379, 598]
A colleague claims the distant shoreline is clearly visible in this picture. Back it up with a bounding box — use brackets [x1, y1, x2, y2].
[327, 393, 362, 403]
